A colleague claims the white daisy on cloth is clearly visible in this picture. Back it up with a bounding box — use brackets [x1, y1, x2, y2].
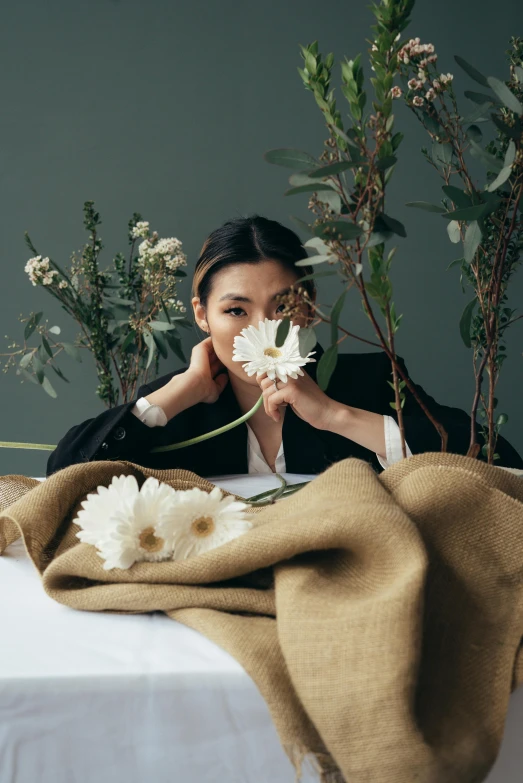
[170, 486, 252, 561]
[232, 318, 316, 382]
[74, 475, 178, 570]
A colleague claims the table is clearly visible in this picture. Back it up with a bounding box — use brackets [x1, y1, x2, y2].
[1, 472, 522, 783]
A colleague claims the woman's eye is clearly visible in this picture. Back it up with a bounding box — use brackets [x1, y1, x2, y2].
[224, 304, 285, 317]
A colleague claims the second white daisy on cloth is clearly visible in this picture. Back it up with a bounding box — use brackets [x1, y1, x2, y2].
[170, 486, 253, 561]
[232, 318, 316, 382]
[73, 476, 253, 570]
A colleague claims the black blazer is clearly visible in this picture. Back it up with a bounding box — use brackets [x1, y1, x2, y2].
[46, 343, 523, 478]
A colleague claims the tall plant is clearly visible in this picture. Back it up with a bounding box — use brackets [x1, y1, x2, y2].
[1, 203, 191, 407]
[400, 37, 523, 463]
[264, 0, 448, 457]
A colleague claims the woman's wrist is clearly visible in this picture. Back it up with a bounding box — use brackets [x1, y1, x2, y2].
[325, 402, 387, 457]
[144, 371, 205, 421]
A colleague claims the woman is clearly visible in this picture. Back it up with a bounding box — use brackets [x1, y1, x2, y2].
[46, 215, 523, 478]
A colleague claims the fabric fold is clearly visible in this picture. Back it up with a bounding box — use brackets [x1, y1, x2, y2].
[1, 452, 523, 783]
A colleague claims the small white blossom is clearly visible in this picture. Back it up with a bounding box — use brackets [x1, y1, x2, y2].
[58, 280, 68, 289]
[408, 78, 419, 90]
[417, 70, 427, 84]
[427, 54, 438, 63]
[131, 221, 150, 239]
[433, 79, 441, 90]
[440, 73, 454, 84]
[413, 96, 424, 107]
[425, 88, 436, 102]
[391, 86, 402, 98]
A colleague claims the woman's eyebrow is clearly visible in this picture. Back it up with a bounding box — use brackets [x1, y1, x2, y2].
[218, 287, 291, 303]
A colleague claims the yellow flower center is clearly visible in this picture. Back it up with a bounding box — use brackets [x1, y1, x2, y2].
[191, 515, 216, 538]
[138, 525, 165, 553]
[264, 347, 282, 359]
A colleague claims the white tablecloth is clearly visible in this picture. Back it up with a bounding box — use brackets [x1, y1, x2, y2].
[1, 472, 522, 783]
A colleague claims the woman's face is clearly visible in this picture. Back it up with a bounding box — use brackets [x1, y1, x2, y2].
[192, 259, 312, 385]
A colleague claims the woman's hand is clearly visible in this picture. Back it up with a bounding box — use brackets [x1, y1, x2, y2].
[185, 337, 229, 404]
[256, 370, 340, 430]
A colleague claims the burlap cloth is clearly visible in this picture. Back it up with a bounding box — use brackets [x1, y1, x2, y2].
[1, 452, 523, 783]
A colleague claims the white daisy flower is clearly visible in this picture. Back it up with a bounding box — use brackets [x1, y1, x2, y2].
[232, 318, 316, 383]
[74, 475, 178, 570]
[170, 486, 252, 561]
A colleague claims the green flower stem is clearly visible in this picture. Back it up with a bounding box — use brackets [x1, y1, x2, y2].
[246, 479, 310, 503]
[246, 473, 287, 506]
[150, 393, 264, 453]
[0, 441, 56, 451]
[0, 393, 266, 455]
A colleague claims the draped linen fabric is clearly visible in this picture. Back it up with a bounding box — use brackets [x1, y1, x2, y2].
[1, 452, 523, 783]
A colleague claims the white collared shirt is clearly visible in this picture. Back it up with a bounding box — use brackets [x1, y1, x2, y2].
[130, 397, 412, 472]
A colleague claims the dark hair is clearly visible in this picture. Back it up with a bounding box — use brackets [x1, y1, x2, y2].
[191, 214, 317, 310]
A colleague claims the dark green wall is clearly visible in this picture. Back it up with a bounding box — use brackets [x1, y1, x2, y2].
[1, 0, 522, 477]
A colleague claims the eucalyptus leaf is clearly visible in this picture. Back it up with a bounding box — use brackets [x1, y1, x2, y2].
[459, 298, 477, 348]
[295, 270, 338, 283]
[32, 353, 45, 383]
[441, 185, 472, 209]
[298, 327, 317, 358]
[62, 342, 83, 362]
[105, 296, 135, 306]
[463, 221, 482, 263]
[462, 102, 493, 123]
[496, 412, 509, 426]
[330, 290, 347, 344]
[290, 216, 314, 235]
[367, 230, 394, 247]
[317, 189, 342, 214]
[41, 375, 57, 399]
[149, 320, 177, 331]
[442, 204, 491, 221]
[19, 352, 33, 369]
[18, 368, 39, 385]
[468, 139, 503, 173]
[121, 330, 136, 352]
[380, 214, 407, 238]
[504, 140, 516, 167]
[152, 330, 168, 359]
[313, 220, 363, 241]
[464, 90, 500, 106]
[490, 112, 520, 140]
[295, 254, 333, 266]
[486, 76, 523, 115]
[329, 124, 358, 147]
[487, 165, 513, 192]
[465, 124, 482, 142]
[304, 236, 330, 253]
[24, 311, 43, 341]
[454, 55, 489, 88]
[432, 141, 453, 167]
[405, 201, 446, 213]
[143, 329, 156, 370]
[164, 331, 187, 363]
[447, 220, 461, 243]
[50, 364, 70, 383]
[317, 343, 338, 391]
[264, 148, 317, 169]
[307, 161, 362, 178]
[284, 184, 335, 196]
[275, 318, 291, 347]
[446, 257, 464, 270]
[375, 155, 397, 171]
[41, 336, 53, 358]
